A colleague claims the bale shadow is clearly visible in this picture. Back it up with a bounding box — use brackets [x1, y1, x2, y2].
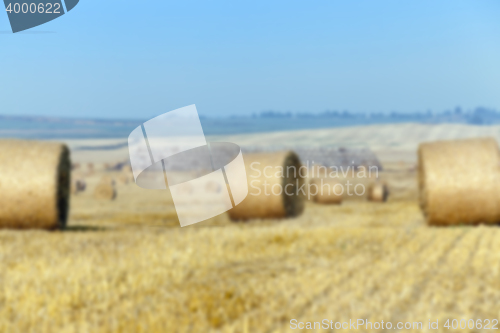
[63, 225, 108, 232]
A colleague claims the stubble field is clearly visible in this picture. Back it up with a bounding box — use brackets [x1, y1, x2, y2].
[3, 123, 500, 332]
[1, 162, 499, 333]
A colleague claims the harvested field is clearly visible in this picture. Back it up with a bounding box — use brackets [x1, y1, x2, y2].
[0, 163, 499, 333]
[3, 124, 500, 332]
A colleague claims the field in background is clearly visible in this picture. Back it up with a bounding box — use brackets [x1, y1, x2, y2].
[1, 123, 499, 332]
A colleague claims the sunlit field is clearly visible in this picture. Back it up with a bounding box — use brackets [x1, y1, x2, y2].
[1, 159, 499, 333]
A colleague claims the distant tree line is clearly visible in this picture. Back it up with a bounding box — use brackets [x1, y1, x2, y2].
[250, 107, 500, 125]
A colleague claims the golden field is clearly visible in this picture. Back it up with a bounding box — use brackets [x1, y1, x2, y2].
[4, 123, 500, 333]
[1, 160, 500, 333]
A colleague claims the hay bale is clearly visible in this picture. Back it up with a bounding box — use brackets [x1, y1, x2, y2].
[367, 182, 389, 202]
[228, 151, 305, 220]
[309, 178, 342, 204]
[418, 137, 500, 226]
[93, 176, 116, 200]
[71, 178, 87, 195]
[0, 140, 70, 229]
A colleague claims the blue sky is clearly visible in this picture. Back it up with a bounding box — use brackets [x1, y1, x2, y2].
[1, 0, 500, 118]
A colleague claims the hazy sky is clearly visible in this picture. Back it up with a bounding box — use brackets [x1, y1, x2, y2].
[1, 0, 500, 118]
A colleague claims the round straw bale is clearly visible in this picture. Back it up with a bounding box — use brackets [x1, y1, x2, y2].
[309, 178, 342, 204]
[419, 137, 500, 226]
[93, 176, 116, 200]
[228, 151, 305, 220]
[367, 181, 389, 202]
[0, 140, 70, 229]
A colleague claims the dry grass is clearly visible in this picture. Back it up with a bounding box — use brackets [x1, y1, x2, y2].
[0, 169, 499, 332]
